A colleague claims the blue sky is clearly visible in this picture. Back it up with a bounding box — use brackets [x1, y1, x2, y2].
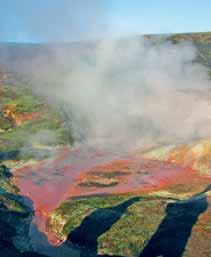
[0, 0, 211, 42]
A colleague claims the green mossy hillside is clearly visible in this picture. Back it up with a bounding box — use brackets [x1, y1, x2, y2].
[0, 84, 71, 161]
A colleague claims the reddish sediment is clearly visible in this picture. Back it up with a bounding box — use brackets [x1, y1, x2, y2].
[13, 146, 210, 245]
[14, 147, 119, 212]
[69, 157, 199, 197]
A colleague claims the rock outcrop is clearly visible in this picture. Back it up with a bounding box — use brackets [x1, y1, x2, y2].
[0, 165, 47, 256]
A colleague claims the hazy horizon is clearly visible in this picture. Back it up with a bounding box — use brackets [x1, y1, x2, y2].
[1, 0, 211, 43]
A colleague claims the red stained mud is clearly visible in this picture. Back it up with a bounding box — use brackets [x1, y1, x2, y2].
[13, 146, 209, 245]
[14, 147, 119, 212]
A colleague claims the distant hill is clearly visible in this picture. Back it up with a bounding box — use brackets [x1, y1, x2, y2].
[0, 31, 211, 75]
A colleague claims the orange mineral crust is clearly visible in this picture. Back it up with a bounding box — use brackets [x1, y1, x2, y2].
[13, 146, 211, 245]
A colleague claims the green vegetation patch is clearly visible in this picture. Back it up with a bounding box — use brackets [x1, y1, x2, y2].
[49, 194, 169, 257]
[78, 179, 119, 188]
[5, 94, 43, 113]
[98, 199, 167, 257]
[0, 118, 68, 160]
[0, 165, 19, 193]
[0, 165, 29, 213]
[0, 194, 26, 212]
[0, 84, 71, 160]
[50, 195, 131, 237]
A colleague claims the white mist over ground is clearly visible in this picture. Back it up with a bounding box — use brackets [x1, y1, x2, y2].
[13, 37, 211, 149]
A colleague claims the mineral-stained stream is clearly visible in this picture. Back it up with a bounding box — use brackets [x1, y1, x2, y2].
[13, 145, 198, 246]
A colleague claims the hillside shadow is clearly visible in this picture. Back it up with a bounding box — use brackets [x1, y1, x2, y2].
[67, 197, 141, 257]
[0, 195, 46, 256]
[22, 185, 210, 257]
[139, 185, 211, 257]
[0, 150, 19, 161]
[28, 197, 142, 257]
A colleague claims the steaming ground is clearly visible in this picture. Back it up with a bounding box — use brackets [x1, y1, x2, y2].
[3, 37, 210, 150]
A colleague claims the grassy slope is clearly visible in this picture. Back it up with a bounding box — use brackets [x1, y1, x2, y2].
[0, 83, 70, 160]
[49, 194, 168, 256]
[49, 192, 211, 257]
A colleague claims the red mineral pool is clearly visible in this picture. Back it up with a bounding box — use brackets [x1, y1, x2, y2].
[13, 145, 201, 245]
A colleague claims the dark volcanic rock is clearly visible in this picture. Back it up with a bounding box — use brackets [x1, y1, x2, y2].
[0, 165, 13, 178]
[0, 165, 47, 257]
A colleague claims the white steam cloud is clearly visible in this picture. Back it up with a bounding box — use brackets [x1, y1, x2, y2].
[12, 37, 211, 149]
